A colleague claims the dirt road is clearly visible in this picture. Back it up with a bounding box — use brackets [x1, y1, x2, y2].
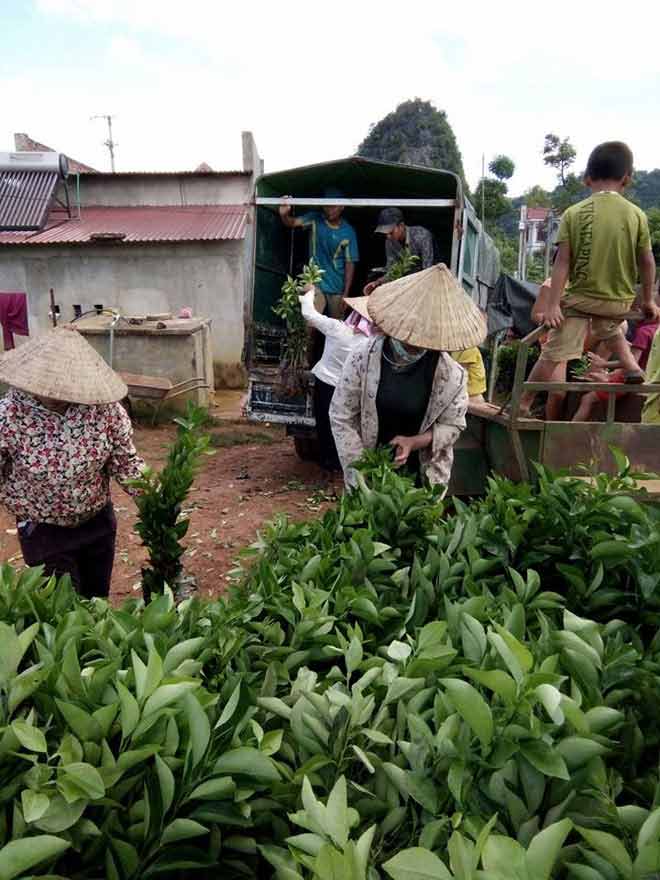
[0, 399, 336, 602]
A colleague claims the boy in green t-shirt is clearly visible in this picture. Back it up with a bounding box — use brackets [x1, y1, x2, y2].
[520, 141, 658, 418]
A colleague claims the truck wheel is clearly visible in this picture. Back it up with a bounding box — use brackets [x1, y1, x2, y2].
[294, 436, 319, 462]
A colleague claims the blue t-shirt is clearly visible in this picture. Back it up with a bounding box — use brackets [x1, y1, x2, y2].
[300, 211, 359, 294]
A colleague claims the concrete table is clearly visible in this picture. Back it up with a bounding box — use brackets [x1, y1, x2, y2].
[76, 315, 214, 409]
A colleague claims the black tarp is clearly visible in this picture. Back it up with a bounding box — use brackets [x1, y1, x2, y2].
[487, 274, 540, 338]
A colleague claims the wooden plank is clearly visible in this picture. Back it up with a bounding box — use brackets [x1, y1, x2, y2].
[523, 381, 660, 394]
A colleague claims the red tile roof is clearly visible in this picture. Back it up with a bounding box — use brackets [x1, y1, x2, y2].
[0, 205, 248, 246]
[526, 207, 550, 221]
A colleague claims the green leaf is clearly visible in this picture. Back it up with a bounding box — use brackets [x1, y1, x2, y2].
[535, 684, 565, 725]
[21, 791, 50, 824]
[155, 754, 175, 814]
[0, 835, 70, 879]
[565, 865, 606, 880]
[163, 638, 206, 675]
[0, 623, 22, 686]
[184, 693, 211, 768]
[384, 678, 424, 707]
[61, 763, 105, 800]
[576, 826, 633, 879]
[638, 806, 660, 850]
[34, 795, 86, 833]
[116, 680, 140, 740]
[525, 819, 572, 880]
[493, 624, 533, 675]
[217, 681, 241, 727]
[188, 777, 236, 801]
[387, 640, 412, 663]
[214, 747, 280, 783]
[383, 847, 452, 880]
[464, 668, 517, 703]
[132, 650, 148, 703]
[8, 663, 46, 715]
[143, 681, 200, 716]
[441, 678, 493, 748]
[557, 737, 608, 770]
[161, 818, 208, 846]
[325, 776, 349, 849]
[418, 621, 447, 656]
[519, 741, 570, 780]
[448, 831, 476, 880]
[481, 835, 527, 876]
[12, 720, 47, 753]
[55, 700, 102, 743]
[461, 615, 487, 663]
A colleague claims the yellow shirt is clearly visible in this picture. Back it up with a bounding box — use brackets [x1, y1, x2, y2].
[642, 331, 660, 425]
[451, 347, 487, 397]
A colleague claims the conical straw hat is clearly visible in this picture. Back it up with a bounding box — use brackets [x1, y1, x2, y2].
[0, 327, 128, 404]
[366, 263, 487, 351]
[343, 296, 371, 321]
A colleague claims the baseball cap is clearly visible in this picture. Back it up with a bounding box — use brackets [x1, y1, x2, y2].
[375, 207, 404, 234]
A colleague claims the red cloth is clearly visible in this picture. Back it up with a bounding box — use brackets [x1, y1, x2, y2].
[0, 292, 28, 350]
[596, 369, 626, 404]
[630, 320, 659, 370]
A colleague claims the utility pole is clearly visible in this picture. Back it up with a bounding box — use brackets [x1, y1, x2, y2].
[91, 114, 117, 172]
[481, 153, 486, 228]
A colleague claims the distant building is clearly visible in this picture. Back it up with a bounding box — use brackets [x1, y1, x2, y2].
[525, 206, 551, 253]
[0, 132, 263, 387]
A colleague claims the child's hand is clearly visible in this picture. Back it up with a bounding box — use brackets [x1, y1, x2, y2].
[586, 352, 608, 370]
[643, 301, 660, 322]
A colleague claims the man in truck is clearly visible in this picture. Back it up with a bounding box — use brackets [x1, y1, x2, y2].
[279, 188, 359, 318]
[363, 207, 436, 295]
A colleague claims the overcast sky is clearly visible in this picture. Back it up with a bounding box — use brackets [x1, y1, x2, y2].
[3, 0, 659, 196]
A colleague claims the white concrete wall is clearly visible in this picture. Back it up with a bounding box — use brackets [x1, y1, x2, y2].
[77, 174, 251, 207]
[0, 240, 247, 387]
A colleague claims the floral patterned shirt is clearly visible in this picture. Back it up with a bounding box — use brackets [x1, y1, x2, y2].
[0, 390, 144, 527]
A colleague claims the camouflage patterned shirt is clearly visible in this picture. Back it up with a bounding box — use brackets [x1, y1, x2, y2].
[385, 225, 435, 271]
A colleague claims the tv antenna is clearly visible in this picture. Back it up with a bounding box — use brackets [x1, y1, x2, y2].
[91, 114, 117, 172]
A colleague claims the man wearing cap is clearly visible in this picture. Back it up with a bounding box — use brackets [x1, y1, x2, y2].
[279, 189, 359, 318]
[363, 208, 435, 295]
[0, 327, 144, 599]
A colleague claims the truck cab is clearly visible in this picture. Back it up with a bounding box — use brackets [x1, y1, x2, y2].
[244, 156, 499, 461]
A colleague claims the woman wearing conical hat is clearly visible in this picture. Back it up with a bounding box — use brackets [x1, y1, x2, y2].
[0, 327, 144, 598]
[330, 265, 487, 490]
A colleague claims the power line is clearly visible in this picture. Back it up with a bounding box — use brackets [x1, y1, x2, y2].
[91, 114, 117, 172]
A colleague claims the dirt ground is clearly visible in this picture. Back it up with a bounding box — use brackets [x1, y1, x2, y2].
[0, 392, 337, 603]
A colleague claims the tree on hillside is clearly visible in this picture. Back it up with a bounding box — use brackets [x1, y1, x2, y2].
[358, 99, 466, 186]
[647, 207, 660, 263]
[543, 133, 577, 186]
[474, 178, 511, 225]
[489, 155, 515, 181]
[627, 170, 660, 211]
[524, 185, 552, 208]
[552, 173, 586, 213]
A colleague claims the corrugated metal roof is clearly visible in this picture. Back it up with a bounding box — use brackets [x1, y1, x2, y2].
[0, 205, 248, 246]
[0, 170, 59, 231]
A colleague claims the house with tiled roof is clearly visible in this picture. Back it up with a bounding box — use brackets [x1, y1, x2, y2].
[0, 132, 263, 387]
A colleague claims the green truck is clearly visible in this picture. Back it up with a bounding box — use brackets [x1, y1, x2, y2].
[244, 155, 498, 460]
[244, 156, 660, 493]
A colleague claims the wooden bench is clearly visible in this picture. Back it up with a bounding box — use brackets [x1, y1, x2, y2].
[120, 372, 209, 424]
